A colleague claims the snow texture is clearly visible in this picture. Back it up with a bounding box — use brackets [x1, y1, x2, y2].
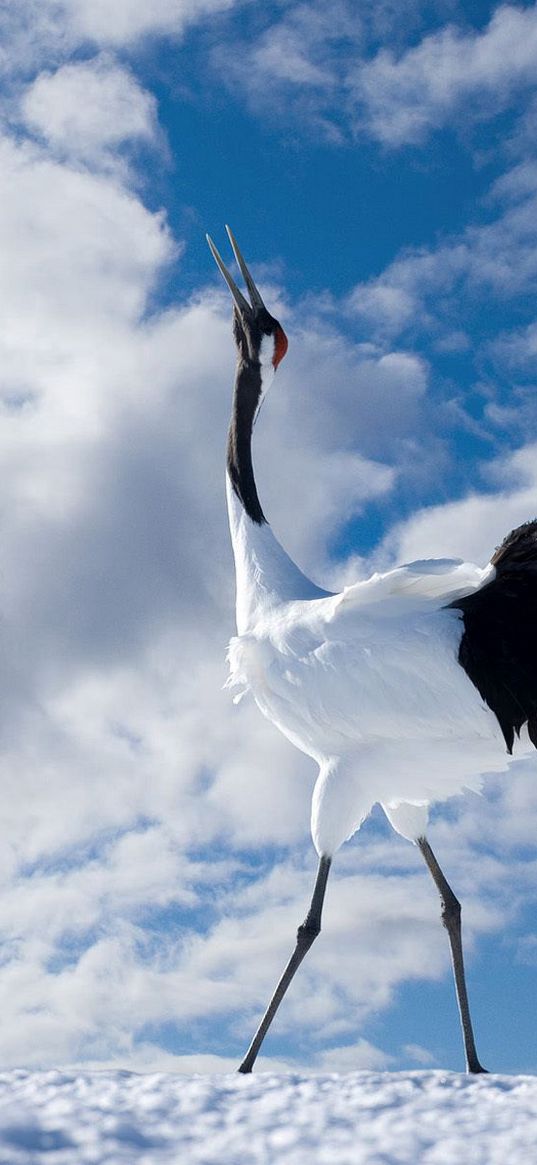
[0, 1068, 535, 1164]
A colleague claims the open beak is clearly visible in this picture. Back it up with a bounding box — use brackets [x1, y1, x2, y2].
[206, 226, 267, 318]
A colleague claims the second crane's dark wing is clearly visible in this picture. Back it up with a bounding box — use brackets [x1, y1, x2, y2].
[451, 520, 537, 753]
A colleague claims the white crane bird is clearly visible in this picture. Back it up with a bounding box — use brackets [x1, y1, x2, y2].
[207, 226, 537, 1076]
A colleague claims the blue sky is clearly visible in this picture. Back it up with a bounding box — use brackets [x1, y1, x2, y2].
[0, 0, 537, 1076]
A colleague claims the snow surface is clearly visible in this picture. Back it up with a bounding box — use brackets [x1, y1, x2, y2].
[0, 1069, 535, 1165]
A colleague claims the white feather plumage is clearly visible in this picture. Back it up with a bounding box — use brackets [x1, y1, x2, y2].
[227, 483, 528, 853]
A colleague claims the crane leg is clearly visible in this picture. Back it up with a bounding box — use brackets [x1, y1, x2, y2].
[238, 854, 331, 1074]
[416, 836, 487, 1074]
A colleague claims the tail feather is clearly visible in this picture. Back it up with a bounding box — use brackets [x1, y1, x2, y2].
[453, 520, 537, 753]
[491, 519, 537, 570]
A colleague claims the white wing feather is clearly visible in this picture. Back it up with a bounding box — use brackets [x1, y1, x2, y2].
[226, 487, 530, 852]
[227, 556, 527, 851]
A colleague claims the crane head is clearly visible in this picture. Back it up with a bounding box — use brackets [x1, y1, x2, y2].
[206, 226, 288, 376]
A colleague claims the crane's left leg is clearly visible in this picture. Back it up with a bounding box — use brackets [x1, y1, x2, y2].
[238, 854, 331, 1074]
[417, 836, 487, 1074]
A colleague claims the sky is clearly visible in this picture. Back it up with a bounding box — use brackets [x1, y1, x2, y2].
[0, 0, 537, 1077]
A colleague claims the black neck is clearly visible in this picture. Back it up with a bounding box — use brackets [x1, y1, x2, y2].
[227, 359, 267, 525]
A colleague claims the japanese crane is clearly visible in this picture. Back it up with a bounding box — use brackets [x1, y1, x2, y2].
[207, 226, 537, 1076]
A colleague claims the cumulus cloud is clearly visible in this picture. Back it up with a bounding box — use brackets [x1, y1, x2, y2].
[384, 443, 537, 567]
[253, 332, 427, 574]
[21, 56, 159, 169]
[62, 0, 237, 47]
[346, 154, 537, 408]
[0, 0, 238, 75]
[210, 2, 537, 150]
[357, 4, 537, 146]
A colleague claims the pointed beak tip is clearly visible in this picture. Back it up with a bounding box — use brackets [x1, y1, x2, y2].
[207, 226, 266, 317]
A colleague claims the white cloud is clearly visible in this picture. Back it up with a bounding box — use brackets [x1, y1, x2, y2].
[208, 2, 537, 151]
[346, 157, 537, 362]
[252, 28, 333, 88]
[490, 318, 537, 372]
[312, 1039, 393, 1071]
[252, 327, 428, 574]
[230, 0, 358, 86]
[403, 1043, 436, 1066]
[489, 159, 537, 204]
[62, 0, 237, 47]
[21, 56, 159, 169]
[383, 442, 537, 566]
[0, 0, 239, 75]
[0, 136, 172, 356]
[357, 4, 537, 145]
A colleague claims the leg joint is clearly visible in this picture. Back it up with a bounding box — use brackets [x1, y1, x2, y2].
[441, 889, 461, 929]
[297, 916, 321, 945]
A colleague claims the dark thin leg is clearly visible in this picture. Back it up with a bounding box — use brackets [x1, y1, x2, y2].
[238, 855, 332, 1074]
[417, 836, 487, 1074]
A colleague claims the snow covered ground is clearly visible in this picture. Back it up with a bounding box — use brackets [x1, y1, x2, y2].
[0, 1069, 535, 1165]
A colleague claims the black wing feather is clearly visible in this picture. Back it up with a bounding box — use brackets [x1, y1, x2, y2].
[451, 520, 537, 753]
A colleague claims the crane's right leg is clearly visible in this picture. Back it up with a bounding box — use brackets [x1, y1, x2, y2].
[417, 836, 487, 1074]
[238, 854, 331, 1074]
